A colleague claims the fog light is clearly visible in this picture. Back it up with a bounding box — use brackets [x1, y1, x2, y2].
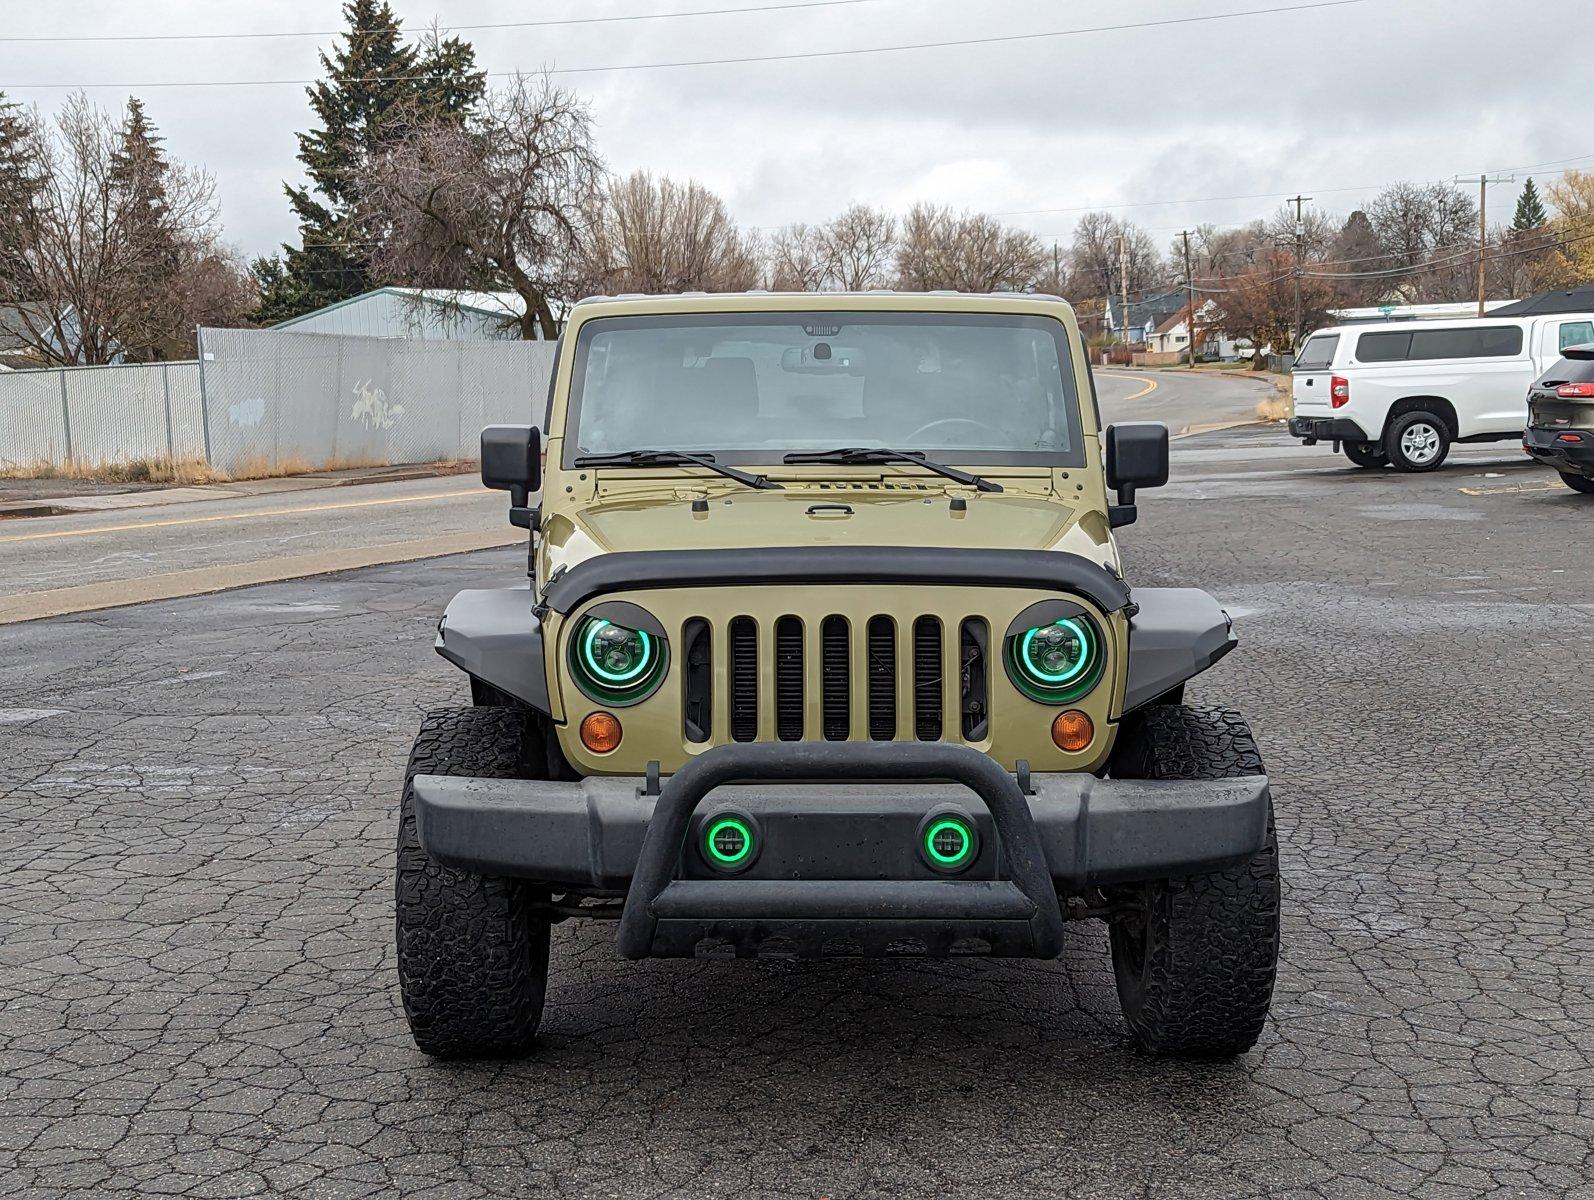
[922, 815, 976, 871]
[1051, 709, 1094, 752]
[579, 711, 622, 753]
[704, 816, 754, 869]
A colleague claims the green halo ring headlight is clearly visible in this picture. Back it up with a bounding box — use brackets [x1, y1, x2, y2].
[568, 615, 668, 706]
[1005, 614, 1105, 703]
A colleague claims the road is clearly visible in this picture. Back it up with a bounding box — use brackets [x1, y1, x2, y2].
[1095, 366, 1270, 433]
[3, 403, 1590, 1197]
[0, 370, 1265, 623]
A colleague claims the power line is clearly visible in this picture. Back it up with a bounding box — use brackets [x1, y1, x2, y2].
[994, 153, 1594, 221]
[0, 0, 893, 44]
[0, 0, 1374, 89]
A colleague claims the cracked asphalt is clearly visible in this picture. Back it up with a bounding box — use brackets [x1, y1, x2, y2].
[2, 421, 1592, 1198]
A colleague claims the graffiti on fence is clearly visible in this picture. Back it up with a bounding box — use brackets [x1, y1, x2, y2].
[350, 379, 404, 431]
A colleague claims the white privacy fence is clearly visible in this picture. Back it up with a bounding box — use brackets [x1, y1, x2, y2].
[0, 360, 204, 466]
[0, 329, 557, 474]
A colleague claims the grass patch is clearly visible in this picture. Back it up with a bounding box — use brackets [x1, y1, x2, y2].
[1255, 380, 1292, 423]
[0, 454, 475, 486]
[0, 456, 229, 485]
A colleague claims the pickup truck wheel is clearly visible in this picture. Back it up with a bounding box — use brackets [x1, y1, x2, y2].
[1106, 705, 1280, 1058]
[395, 707, 550, 1058]
[1385, 410, 1450, 472]
[1342, 440, 1388, 468]
[1559, 470, 1594, 494]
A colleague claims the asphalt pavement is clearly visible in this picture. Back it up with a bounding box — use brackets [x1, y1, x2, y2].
[3, 380, 1592, 1198]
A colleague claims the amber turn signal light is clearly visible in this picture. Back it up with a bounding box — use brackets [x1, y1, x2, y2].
[580, 711, 622, 753]
[1051, 709, 1094, 752]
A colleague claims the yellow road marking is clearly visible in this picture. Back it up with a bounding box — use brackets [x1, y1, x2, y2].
[0, 487, 483, 543]
[1096, 372, 1159, 401]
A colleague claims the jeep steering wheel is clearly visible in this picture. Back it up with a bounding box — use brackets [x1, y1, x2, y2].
[906, 417, 1003, 444]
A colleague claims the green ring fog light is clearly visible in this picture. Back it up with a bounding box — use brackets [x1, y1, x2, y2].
[569, 616, 668, 706]
[704, 816, 754, 869]
[1005, 615, 1105, 703]
[923, 816, 976, 871]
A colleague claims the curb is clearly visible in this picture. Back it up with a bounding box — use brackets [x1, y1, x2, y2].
[0, 461, 475, 520]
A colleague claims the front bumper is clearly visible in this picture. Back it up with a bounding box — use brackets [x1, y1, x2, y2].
[413, 741, 1270, 960]
[1289, 415, 1370, 444]
[1523, 426, 1594, 475]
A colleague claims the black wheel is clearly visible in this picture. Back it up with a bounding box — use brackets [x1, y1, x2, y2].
[1559, 470, 1594, 494]
[1342, 440, 1388, 468]
[1106, 705, 1280, 1058]
[1384, 410, 1450, 472]
[396, 707, 551, 1057]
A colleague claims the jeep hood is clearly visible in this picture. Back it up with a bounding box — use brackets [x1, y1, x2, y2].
[541, 486, 1115, 578]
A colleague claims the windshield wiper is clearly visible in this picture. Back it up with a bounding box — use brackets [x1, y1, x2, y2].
[782, 447, 1002, 492]
[573, 450, 782, 491]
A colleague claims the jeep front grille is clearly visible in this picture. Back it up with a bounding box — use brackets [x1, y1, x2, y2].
[688, 613, 989, 745]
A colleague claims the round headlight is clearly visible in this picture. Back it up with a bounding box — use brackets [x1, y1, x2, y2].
[1005, 615, 1104, 703]
[569, 616, 668, 706]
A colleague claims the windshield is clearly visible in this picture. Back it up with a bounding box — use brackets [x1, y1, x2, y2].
[564, 311, 1085, 467]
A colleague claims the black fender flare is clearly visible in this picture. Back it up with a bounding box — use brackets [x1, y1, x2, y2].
[1123, 587, 1237, 713]
[435, 588, 550, 713]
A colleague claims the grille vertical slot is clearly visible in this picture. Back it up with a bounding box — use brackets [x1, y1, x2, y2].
[913, 616, 943, 740]
[867, 616, 896, 740]
[821, 616, 850, 740]
[959, 618, 990, 741]
[774, 616, 804, 741]
[682, 618, 712, 744]
[728, 617, 758, 742]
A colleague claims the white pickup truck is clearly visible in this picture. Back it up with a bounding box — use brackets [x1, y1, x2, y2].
[1288, 313, 1594, 470]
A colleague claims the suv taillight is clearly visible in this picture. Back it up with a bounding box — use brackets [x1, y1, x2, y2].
[1330, 375, 1350, 408]
[1556, 382, 1594, 398]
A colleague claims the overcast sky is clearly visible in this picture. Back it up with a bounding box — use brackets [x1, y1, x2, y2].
[1, 0, 1584, 263]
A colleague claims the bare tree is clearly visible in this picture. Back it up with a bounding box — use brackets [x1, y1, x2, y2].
[1262, 203, 1338, 262]
[818, 204, 896, 290]
[359, 74, 604, 339]
[894, 204, 1046, 292]
[1065, 211, 1163, 301]
[581, 171, 760, 295]
[1216, 249, 1337, 366]
[0, 93, 246, 365]
[1366, 182, 1478, 302]
[764, 222, 826, 290]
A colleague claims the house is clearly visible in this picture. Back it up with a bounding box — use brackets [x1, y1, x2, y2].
[271, 288, 540, 340]
[0, 303, 124, 367]
[1144, 300, 1247, 360]
[1104, 290, 1188, 346]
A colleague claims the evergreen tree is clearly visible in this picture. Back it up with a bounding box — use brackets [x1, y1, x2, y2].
[111, 97, 170, 233]
[0, 92, 42, 283]
[1512, 177, 1547, 231]
[255, 2, 484, 324]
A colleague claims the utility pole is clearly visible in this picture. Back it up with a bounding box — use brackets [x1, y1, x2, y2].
[1287, 194, 1312, 351]
[1180, 230, 1197, 369]
[1117, 230, 1131, 361]
[1456, 173, 1514, 317]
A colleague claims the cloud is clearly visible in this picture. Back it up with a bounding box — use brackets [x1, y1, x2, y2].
[4, 0, 1583, 258]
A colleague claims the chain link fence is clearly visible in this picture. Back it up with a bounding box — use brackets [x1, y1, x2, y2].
[197, 328, 555, 474]
[0, 329, 556, 475]
[0, 361, 203, 467]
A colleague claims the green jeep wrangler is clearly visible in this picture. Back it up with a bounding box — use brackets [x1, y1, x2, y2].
[397, 292, 1280, 1060]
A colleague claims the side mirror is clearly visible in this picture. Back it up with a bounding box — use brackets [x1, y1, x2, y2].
[1104, 422, 1169, 528]
[481, 424, 540, 530]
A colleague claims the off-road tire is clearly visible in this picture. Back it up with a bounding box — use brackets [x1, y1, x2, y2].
[396, 707, 551, 1058]
[1384, 410, 1450, 472]
[1106, 705, 1280, 1058]
[1342, 440, 1388, 469]
[1559, 470, 1594, 494]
